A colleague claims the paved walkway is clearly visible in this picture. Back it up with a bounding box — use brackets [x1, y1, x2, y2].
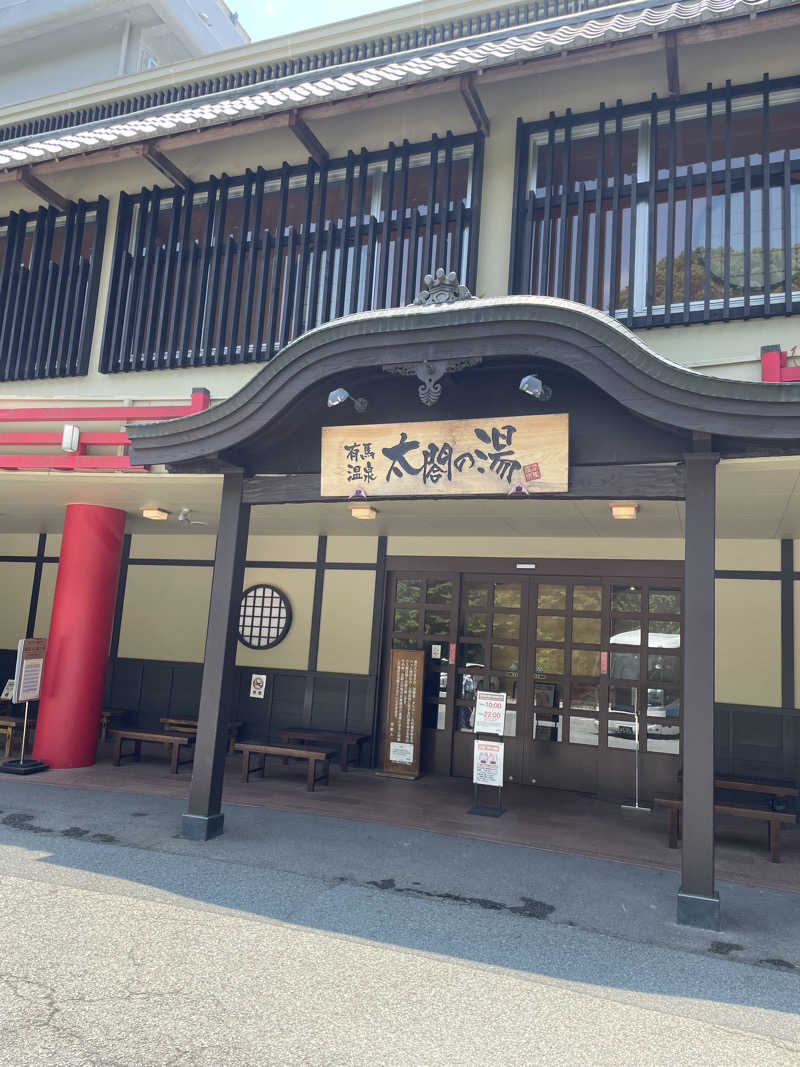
[0, 782, 799, 1064]
[13, 748, 800, 893]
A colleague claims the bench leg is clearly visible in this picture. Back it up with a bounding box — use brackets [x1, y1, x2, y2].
[769, 821, 781, 863]
[134, 740, 142, 762]
[3, 730, 10, 759]
[241, 750, 250, 783]
[340, 742, 349, 772]
[112, 736, 122, 766]
[668, 808, 679, 849]
[170, 743, 180, 774]
[307, 759, 316, 791]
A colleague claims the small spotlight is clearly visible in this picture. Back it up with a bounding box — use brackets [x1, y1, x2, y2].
[610, 503, 639, 521]
[140, 507, 170, 521]
[519, 374, 552, 402]
[327, 388, 368, 413]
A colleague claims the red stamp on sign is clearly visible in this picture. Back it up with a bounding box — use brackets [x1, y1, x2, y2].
[523, 463, 542, 482]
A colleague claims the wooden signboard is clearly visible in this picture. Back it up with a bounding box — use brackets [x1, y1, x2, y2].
[382, 649, 425, 778]
[321, 413, 569, 497]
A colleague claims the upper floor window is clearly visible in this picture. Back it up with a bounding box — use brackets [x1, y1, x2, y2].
[510, 74, 800, 327]
[0, 199, 107, 381]
[101, 132, 483, 373]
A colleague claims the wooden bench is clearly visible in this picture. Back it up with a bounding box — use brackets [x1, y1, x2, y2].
[0, 716, 16, 758]
[714, 777, 799, 811]
[275, 728, 370, 772]
[654, 797, 796, 862]
[160, 717, 242, 754]
[0, 715, 35, 758]
[234, 742, 336, 791]
[110, 729, 196, 774]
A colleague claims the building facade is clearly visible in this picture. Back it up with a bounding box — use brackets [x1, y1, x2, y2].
[2, 0, 800, 930]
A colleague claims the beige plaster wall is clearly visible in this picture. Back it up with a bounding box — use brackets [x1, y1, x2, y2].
[0, 534, 38, 555]
[325, 537, 378, 564]
[715, 579, 781, 706]
[33, 562, 58, 637]
[715, 540, 781, 570]
[316, 569, 376, 675]
[117, 565, 213, 661]
[130, 534, 217, 560]
[235, 567, 315, 670]
[0, 563, 33, 648]
[246, 535, 319, 562]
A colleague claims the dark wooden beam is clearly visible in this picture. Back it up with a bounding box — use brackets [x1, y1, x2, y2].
[678, 450, 720, 929]
[288, 110, 328, 167]
[459, 74, 490, 137]
[139, 143, 191, 189]
[242, 463, 686, 504]
[17, 166, 69, 211]
[664, 31, 680, 97]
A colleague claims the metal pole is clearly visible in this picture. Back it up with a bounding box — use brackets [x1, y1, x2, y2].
[19, 701, 29, 765]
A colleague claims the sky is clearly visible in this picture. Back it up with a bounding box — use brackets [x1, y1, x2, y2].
[233, 0, 411, 42]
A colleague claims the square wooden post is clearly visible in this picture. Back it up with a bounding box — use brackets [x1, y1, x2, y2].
[181, 472, 250, 840]
[677, 451, 720, 929]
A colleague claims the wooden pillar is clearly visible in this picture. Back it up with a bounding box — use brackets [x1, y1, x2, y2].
[677, 451, 720, 929]
[181, 472, 250, 840]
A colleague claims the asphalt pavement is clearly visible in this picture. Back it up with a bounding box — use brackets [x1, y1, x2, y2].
[1, 781, 798, 1066]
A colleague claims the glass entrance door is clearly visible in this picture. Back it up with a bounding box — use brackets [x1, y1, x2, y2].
[521, 578, 683, 800]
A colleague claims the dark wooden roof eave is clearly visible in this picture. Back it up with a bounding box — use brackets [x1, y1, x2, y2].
[127, 297, 800, 470]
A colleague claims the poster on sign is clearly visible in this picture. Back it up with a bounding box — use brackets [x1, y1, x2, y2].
[249, 673, 267, 699]
[12, 638, 47, 704]
[474, 690, 506, 735]
[473, 739, 504, 787]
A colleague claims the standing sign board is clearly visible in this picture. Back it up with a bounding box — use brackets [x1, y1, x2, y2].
[474, 690, 506, 735]
[473, 739, 504, 787]
[12, 638, 47, 704]
[382, 649, 424, 778]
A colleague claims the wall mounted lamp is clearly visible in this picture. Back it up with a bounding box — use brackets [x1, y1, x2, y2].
[328, 388, 368, 414]
[610, 503, 639, 520]
[519, 374, 552, 402]
[140, 507, 170, 521]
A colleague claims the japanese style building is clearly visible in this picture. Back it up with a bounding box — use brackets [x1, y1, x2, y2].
[2, 0, 800, 931]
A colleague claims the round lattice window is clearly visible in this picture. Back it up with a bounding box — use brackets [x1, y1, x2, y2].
[238, 584, 292, 650]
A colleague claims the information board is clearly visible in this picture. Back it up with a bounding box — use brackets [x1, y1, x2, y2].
[473, 739, 504, 787]
[474, 690, 507, 736]
[12, 638, 47, 704]
[383, 649, 424, 778]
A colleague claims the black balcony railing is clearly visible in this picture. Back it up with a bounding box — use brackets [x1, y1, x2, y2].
[100, 132, 482, 373]
[509, 73, 800, 327]
[0, 199, 107, 381]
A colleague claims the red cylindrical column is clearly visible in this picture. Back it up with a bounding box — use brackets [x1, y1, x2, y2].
[33, 504, 126, 768]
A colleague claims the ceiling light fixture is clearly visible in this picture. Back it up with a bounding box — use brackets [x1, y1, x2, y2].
[139, 507, 170, 521]
[348, 504, 377, 520]
[327, 388, 369, 414]
[519, 373, 552, 402]
[610, 503, 639, 520]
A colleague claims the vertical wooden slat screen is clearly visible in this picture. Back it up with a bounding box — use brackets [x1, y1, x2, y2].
[0, 197, 106, 381]
[100, 132, 480, 373]
[512, 72, 800, 327]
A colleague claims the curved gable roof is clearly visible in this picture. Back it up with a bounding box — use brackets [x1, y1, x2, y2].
[127, 295, 800, 468]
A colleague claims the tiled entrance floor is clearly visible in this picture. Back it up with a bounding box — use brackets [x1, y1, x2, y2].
[9, 746, 799, 893]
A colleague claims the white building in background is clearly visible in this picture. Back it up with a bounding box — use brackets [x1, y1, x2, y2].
[0, 0, 250, 107]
